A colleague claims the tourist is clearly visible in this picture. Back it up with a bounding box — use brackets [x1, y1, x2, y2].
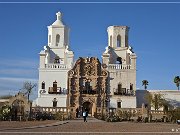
[83, 110, 87, 122]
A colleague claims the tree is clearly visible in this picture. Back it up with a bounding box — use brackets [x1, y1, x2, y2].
[144, 92, 164, 111]
[0, 105, 11, 121]
[22, 81, 37, 102]
[174, 76, 180, 90]
[142, 80, 149, 90]
[151, 93, 164, 111]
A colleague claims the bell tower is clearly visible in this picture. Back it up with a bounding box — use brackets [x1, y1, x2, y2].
[47, 12, 69, 48]
[36, 11, 74, 108]
[102, 25, 137, 109]
[107, 26, 129, 48]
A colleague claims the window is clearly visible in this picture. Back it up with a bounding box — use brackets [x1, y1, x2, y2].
[130, 83, 133, 90]
[117, 35, 121, 47]
[56, 34, 60, 46]
[110, 35, 112, 47]
[42, 81, 45, 89]
[85, 81, 92, 94]
[117, 102, 121, 108]
[117, 83, 122, 94]
[54, 56, 60, 63]
[53, 81, 57, 93]
[53, 98, 57, 107]
[125, 35, 128, 47]
[49, 35, 51, 43]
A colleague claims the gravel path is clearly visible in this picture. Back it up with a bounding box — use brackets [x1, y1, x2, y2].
[0, 118, 180, 135]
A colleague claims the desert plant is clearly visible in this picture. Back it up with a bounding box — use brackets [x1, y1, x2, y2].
[53, 111, 65, 121]
[142, 80, 149, 90]
[174, 76, 180, 90]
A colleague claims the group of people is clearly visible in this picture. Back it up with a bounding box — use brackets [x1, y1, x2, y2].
[76, 108, 88, 122]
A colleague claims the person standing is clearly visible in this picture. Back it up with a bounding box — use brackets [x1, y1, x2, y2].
[76, 108, 79, 118]
[83, 110, 87, 122]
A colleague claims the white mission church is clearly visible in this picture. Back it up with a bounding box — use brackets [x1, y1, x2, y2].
[33, 11, 180, 117]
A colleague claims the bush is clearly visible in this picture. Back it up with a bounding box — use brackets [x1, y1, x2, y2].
[35, 112, 54, 121]
[53, 112, 65, 121]
[106, 115, 121, 122]
[0, 105, 11, 121]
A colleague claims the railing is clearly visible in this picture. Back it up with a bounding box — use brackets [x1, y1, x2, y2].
[150, 110, 165, 115]
[32, 107, 69, 113]
[114, 89, 134, 96]
[48, 87, 67, 94]
[45, 64, 68, 69]
[80, 90, 97, 94]
[116, 108, 142, 114]
[108, 64, 131, 70]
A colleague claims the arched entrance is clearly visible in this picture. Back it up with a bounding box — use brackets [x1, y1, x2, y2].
[82, 101, 93, 116]
[11, 99, 25, 121]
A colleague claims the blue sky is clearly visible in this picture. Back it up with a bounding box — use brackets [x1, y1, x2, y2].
[0, 1, 180, 99]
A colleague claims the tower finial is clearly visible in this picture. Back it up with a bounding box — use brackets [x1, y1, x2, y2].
[56, 11, 62, 21]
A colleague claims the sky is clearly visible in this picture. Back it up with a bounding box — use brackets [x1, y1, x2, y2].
[0, 1, 180, 100]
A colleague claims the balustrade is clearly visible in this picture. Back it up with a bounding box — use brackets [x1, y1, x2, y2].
[45, 64, 67, 69]
[32, 107, 69, 113]
[48, 87, 67, 94]
[108, 64, 131, 70]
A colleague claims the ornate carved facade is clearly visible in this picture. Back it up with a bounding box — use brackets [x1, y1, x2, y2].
[67, 57, 108, 116]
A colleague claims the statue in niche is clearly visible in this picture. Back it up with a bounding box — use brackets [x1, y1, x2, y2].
[85, 65, 92, 75]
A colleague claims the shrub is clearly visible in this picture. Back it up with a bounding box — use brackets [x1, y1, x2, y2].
[53, 112, 65, 121]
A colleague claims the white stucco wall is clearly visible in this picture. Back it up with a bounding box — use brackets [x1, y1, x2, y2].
[34, 95, 67, 107]
[136, 90, 180, 110]
[110, 96, 136, 108]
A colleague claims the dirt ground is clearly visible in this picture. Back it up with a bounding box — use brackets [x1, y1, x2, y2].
[0, 118, 180, 135]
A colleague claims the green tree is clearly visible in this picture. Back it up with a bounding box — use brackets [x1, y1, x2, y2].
[22, 81, 37, 102]
[174, 76, 180, 90]
[169, 107, 180, 122]
[0, 105, 11, 121]
[151, 93, 164, 110]
[142, 80, 149, 90]
[144, 92, 164, 111]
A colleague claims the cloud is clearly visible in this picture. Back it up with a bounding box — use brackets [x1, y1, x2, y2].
[0, 77, 38, 99]
[0, 58, 38, 69]
[0, 69, 38, 78]
[0, 77, 38, 83]
[0, 58, 38, 98]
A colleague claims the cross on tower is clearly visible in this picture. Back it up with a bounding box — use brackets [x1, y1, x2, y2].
[56, 12, 62, 21]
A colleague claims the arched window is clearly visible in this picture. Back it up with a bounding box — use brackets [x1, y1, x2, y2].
[117, 101, 121, 108]
[110, 35, 112, 47]
[52, 98, 57, 107]
[49, 35, 51, 43]
[116, 57, 122, 64]
[130, 83, 133, 90]
[53, 81, 57, 93]
[118, 83, 122, 94]
[117, 35, 121, 47]
[125, 35, 128, 47]
[42, 81, 45, 89]
[56, 34, 60, 46]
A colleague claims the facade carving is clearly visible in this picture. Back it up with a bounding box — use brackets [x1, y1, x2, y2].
[67, 57, 108, 116]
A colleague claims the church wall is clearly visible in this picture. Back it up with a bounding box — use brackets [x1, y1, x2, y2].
[49, 49, 66, 63]
[38, 70, 68, 96]
[110, 96, 136, 108]
[136, 90, 180, 110]
[109, 70, 136, 93]
[36, 95, 67, 107]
